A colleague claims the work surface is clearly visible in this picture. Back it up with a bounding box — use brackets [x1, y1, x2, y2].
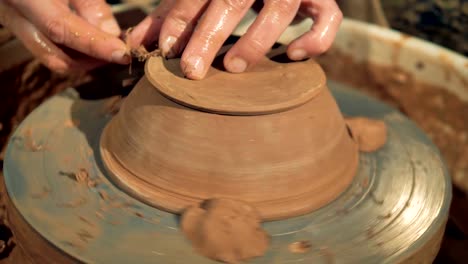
[0, 55, 466, 263]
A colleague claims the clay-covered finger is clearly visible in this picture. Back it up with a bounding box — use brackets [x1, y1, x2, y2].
[287, 0, 342, 60]
[224, 0, 301, 73]
[127, 0, 175, 49]
[5, 0, 130, 64]
[70, 0, 121, 36]
[181, 0, 255, 80]
[0, 2, 103, 73]
[159, 0, 209, 58]
[0, 1, 74, 73]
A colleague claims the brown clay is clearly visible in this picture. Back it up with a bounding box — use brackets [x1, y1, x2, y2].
[145, 54, 325, 115]
[100, 53, 359, 221]
[288, 241, 312, 254]
[181, 198, 269, 264]
[345, 117, 387, 152]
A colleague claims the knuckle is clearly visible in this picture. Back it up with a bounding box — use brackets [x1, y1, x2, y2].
[245, 38, 269, 56]
[168, 11, 191, 32]
[222, 0, 250, 11]
[270, 0, 297, 14]
[45, 19, 66, 44]
[76, 0, 103, 10]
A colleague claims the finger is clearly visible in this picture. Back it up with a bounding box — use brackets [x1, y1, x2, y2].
[70, 0, 121, 36]
[0, 1, 103, 73]
[159, 0, 209, 58]
[59, 45, 112, 71]
[0, 1, 75, 73]
[127, 0, 176, 49]
[181, 0, 255, 80]
[5, 0, 130, 64]
[286, 0, 342, 60]
[224, 0, 301, 73]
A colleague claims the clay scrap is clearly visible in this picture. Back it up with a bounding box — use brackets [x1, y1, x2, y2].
[181, 198, 269, 264]
[345, 117, 388, 152]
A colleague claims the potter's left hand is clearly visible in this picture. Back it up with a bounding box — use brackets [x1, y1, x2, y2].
[0, 0, 130, 74]
[129, 0, 342, 80]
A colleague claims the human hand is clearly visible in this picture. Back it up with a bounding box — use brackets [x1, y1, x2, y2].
[129, 0, 342, 80]
[0, 0, 130, 74]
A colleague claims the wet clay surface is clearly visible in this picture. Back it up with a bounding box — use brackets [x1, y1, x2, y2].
[181, 198, 269, 264]
[345, 117, 387, 152]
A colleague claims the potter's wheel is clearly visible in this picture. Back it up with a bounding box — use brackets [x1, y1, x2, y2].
[3, 77, 451, 263]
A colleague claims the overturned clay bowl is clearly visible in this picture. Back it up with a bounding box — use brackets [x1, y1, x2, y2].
[100, 52, 359, 220]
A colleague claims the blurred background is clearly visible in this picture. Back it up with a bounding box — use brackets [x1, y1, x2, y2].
[338, 0, 467, 56]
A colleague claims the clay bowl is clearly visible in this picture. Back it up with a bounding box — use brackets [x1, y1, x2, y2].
[100, 50, 359, 221]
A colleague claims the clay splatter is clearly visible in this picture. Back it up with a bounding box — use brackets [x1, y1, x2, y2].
[23, 128, 46, 152]
[134, 212, 144, 218]
[98, 190, 113, 201]
[59, 169, 100, 188]
[370, 192, 385, 205]
[57, 197, 87, 208]
[288, 240, 312, 253]
[31, 186, 51, 199]
[78, 216, 95, 227]
[377, 212, 393, 219]
[345, 117, 387, 152]
[361, 177, 369, 188]
[76, 229, 94, 243]
[95, 211, 105, 219]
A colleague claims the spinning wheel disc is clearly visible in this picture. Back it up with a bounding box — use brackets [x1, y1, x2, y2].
[3, 81, 451, 263]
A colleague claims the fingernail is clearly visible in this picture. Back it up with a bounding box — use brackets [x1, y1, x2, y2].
[184, 55, 205, 79]
[101, 19, 121, 36]
[227, 57, 248, 73]
[161, 36, 177, 58]
[289, 49, 307, 60]
[111, 50, 130, 64]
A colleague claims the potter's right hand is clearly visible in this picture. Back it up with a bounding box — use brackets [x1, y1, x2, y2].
[129, 0, 342, 80]
[0, 0, 130, 74]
